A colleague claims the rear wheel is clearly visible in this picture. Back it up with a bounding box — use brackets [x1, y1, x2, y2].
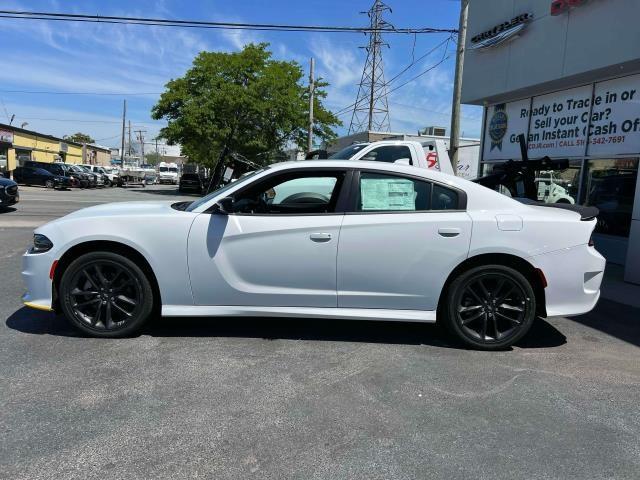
[443, 265, 536, 350]
[59, 251, 154, 337]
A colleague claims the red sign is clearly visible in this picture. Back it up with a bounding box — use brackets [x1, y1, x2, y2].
[426, 151, 438, 169]
[550, 0, 590, 15]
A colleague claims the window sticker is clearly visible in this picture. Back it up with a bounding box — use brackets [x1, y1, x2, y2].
[361, 178, 416, 210]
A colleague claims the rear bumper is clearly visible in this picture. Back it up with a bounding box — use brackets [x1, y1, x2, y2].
[529, 244, 606, 317]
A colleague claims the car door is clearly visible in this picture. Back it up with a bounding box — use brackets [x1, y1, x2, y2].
[187, 168, 351, 307]
[337, 170, 472, 311]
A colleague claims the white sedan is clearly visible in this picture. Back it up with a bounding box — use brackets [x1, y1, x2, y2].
[22, 160, 605, 349]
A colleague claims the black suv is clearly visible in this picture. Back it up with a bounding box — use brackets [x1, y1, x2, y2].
[13, 166, 71, 189]
[179, 173, 205, 193]
[0, 176, 19, 209]
[25, 161, 79, 188]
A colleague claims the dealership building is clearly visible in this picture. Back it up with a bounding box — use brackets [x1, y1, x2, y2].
[462, 0, 640, 284]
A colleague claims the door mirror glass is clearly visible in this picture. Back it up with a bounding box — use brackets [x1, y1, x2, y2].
[213, 196, 234, 214]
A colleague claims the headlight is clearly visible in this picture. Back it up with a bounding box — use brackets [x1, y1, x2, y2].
[31, 234, 53, 253]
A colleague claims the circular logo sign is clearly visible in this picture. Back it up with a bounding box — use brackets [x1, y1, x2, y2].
[489, 111, 508, 142]
[489, 105, 508, 151]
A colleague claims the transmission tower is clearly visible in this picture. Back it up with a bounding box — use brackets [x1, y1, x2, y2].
[348, 0, 392, 134]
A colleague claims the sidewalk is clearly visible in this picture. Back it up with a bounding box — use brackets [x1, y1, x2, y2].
[600, 263, 640, 309]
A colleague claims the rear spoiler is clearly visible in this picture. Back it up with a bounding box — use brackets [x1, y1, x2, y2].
[517, 198, 599, 221]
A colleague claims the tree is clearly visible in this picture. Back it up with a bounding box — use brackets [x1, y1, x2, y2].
[151, 43, 340, 172]
[144, 152, 162, 165]
[64, 132, 95, 144]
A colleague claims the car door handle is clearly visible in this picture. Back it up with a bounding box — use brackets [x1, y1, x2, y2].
[438, 227, 461, 237]
[310, 233, 332, 243]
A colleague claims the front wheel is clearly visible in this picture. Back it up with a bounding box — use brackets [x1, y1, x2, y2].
[443, 265, 536, 350]
[59, 251, 154, 337]
[45, 179, 55, 189]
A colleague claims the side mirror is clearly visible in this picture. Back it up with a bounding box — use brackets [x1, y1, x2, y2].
[213, 196, 234, 215]
[394, 158, 412, 166]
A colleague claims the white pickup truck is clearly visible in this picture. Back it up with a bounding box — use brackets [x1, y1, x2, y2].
[328, 140, 456, 175]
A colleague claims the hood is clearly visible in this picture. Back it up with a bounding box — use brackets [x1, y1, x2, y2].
[60, 201, 176, 221]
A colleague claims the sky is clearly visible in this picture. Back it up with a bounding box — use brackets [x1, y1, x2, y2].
[0, 0, 483, 153]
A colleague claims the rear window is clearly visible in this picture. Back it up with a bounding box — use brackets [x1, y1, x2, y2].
[182, 174, 200, 180]
[328, 144, 369, 160]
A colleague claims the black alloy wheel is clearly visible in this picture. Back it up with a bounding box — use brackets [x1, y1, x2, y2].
[45, 179, 55, 189]
[59, 251, 154, 337]
[445, 265, 536, 350]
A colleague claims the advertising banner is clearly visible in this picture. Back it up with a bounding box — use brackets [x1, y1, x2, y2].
[483, 98, 531, 160]
[483, 73, 640, 161]
[528, 84, 592, 158]
[588, 74, 640, 156]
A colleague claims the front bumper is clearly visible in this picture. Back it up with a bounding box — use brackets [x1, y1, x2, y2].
[21, 248, 56, 311]
[0, 191, 18, 205]
[529, 244, 606, 317]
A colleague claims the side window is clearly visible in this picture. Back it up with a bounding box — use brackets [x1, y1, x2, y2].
[357, 172, 431, 212]
[360, 145, 413, 164]
[432, 184, 459, 210]
[233, 170, 346, 215]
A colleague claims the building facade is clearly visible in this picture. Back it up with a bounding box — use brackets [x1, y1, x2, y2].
[83, 144, 112, 166]
[462, 0, 640, 284]
[0, 123, 83, 177]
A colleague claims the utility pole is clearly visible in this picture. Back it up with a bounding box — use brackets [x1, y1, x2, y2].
[120, 100, 126, 165]
[449, 0, 469, 174]
[307, 57, 315, 154]
[349, 0, 392, 134]
[128, 121, 132, 157]
[135, 130, 146, 164]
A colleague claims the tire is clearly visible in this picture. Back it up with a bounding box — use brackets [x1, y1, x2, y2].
[59, 251, 155, 338]
[105, 179, 112, 187]
[443, 265, 536, 350]
[45, 179, 55, 189]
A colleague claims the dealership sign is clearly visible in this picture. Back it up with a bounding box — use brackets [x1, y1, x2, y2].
[551, 0, 591, 16]
[470, 13, 532, 50]
[0, 129, 14, 144]
[483, 73, 640, 160]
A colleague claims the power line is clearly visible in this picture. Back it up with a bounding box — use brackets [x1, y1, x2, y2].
[10, 116, 164, 125]
[0, 10, 458, 35]
[0, 89, 160, 96]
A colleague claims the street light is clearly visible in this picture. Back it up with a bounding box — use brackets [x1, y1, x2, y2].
[20, 122, 28, 129]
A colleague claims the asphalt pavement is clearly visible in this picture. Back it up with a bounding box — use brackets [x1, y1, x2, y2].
[1, 184, 639, 480]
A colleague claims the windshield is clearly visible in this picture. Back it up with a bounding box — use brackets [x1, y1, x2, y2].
[169, 167, 178, 172]
[159, 167, 168, 172]
[328, 144, 368, 160]
[185, 168, 265, 212]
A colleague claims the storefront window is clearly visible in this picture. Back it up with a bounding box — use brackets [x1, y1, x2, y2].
[15, 149, 31, 166]
[480, 160, 582, 204]
[534, 162, 581, 205]
[582, 158, 638, 237]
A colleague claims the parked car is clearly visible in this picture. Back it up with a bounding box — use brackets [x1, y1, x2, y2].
[78, 165, 104, 187]
[22, 160, 605, 349]
[13, 166, 71, 189]
[67, 164, 95, 188]
[0, 176, 19, 209]
[178, 173, 204, 193]
[24, 161, 79, 188]
[83, 165, 115, 187]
